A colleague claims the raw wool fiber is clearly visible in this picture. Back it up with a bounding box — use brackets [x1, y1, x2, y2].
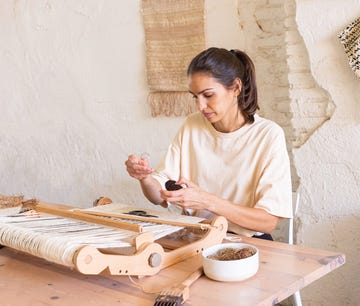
[0, 194, 24, 208]
[338, 17, 360, 78]
[142, 0, 205, 116]
[0, 194, 24, 216]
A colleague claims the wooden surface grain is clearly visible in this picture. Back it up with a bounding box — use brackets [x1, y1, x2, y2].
[0, 235, 345, 306]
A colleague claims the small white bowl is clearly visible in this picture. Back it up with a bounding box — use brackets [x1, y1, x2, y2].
[202, 243, 259, 282]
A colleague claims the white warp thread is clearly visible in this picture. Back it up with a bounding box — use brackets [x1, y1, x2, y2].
[0, 214, 182, 267]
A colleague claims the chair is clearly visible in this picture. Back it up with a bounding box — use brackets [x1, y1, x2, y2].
[273, 192, 302, 306]
[288, 192, 302, 306]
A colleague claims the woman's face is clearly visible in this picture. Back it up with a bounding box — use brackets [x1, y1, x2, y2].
[188, 72, 241, 129]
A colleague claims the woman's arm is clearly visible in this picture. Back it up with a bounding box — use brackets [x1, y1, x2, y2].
[125, 154, 165, 206]
[208, 195, 280, 234]
[160, 178, 280, 234]
[139, 175, 167, 207]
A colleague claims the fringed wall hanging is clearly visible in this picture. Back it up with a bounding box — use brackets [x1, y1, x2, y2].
[141, 0, 205, 116]
[338, 17, 360, 78]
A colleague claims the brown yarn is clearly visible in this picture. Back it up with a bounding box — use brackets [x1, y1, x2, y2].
[0, 195, 24, 209]
[207, 247, 256, 261]
[0, 195, 38, 212]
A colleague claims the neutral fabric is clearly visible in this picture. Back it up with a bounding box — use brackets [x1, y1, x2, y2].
[141, 0, 205, 116]
[152, 112, 293, 237]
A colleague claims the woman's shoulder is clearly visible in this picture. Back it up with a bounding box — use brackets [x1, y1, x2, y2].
[250, 114, 286, 144]
[253, 114, 284, 135]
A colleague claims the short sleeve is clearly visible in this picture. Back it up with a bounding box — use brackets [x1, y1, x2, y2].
[254, 127, 293, 218]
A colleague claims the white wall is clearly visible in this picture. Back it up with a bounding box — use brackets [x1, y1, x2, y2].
[0, 0, 242, 208]
[0, 0, 184, 208]
[0, 0, 358, 305]
[295, 0, 360, 305]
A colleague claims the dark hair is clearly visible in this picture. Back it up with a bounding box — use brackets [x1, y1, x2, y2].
[187, 47, 258, 123]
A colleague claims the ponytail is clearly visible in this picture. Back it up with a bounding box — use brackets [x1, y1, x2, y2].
[229, 49, 258, 123]
[187, 47, 259, 123]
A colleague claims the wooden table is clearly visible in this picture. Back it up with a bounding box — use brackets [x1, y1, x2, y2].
[0, 235, 345, 306]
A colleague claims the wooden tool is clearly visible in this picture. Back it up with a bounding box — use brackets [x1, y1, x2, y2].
[153, 267, 203, 305]
[1, 199, 228, 277]
[36, 202, 142, 232]
[74, 215, 227, 275]
[73, 209, 213, 230]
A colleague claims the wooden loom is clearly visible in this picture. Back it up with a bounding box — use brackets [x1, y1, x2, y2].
[0, 200, 228, 277]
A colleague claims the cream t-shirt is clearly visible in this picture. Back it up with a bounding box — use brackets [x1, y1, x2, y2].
[152, 112, 293, 237]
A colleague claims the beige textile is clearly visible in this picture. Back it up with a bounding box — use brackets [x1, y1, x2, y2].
[141, 0, 205, 116]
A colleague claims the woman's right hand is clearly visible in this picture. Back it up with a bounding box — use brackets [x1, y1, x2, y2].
[125, 154, 153, 181]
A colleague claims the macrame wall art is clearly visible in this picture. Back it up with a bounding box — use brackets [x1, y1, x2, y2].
[338, 17, 360, 78]
[141, 0, 205, 116]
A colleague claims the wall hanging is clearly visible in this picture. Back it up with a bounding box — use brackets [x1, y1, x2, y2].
[142, 0, 205, 116]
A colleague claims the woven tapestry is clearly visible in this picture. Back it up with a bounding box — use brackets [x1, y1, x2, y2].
[141, 0, 205, 116]
[338, 17, 360, 78]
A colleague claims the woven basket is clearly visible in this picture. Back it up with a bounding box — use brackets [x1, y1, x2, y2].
[338, 17, 360, 78]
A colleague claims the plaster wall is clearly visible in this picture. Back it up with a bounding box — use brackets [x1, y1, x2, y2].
[0, 0, 359, 305]
[294, 1, 360, 305]
[237, 1, 359, 304]
[0, 0, 240, 208]
[0, 0, 184, 207]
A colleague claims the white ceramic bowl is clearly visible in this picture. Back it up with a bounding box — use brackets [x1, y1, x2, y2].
[202, 243, 259, 282]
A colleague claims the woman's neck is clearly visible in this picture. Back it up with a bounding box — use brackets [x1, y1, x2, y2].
[212, 110, 246, 133]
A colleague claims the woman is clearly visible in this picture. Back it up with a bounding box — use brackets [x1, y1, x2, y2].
[125, 47, 292, 240]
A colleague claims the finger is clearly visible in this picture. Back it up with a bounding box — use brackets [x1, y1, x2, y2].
[138, 157, 154, 172]
[132, 161, 153, 173]
[161, 189, 184, 197]
[160, 190, 184, 203]
[128, 154, 139, 162]
[125, 155, 139, 168]
[125, 154, 150, 171]
[125, 162, 152, 181]
[138, 158, 149, 167]
[177, 177, 195, 188]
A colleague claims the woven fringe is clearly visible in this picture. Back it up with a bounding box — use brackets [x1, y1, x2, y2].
[338, 17, 360, 78]
[142, 0, 205, 116]
[148, 92, 197, 117]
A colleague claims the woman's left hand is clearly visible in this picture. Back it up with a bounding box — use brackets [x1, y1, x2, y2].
[160, 177, 212, 210]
